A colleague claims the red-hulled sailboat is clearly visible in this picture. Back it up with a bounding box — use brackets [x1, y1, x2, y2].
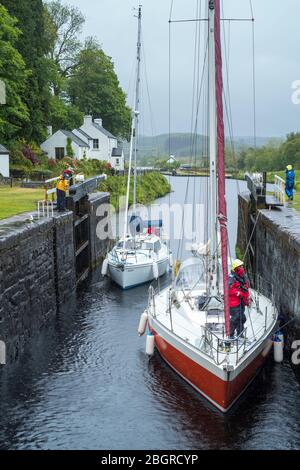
[139, 0, 278, 412]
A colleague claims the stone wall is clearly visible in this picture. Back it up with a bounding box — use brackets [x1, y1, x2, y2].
[0, 214, 64, 362]
[237, 192, 300, 379]
[255, 209, 300, 356]
[0, 191, 112, 364]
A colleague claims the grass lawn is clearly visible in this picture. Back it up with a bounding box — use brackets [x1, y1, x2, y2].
[0, 187, 45, 220]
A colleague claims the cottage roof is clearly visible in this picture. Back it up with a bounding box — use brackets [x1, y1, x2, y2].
[61, 130, 88, 148]
[92, 122, 116, 139]
[76, 129, 93, 140]
[0, 144, 9, 154]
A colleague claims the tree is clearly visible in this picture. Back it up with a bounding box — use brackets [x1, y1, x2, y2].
[45, 1, 85, 95]
[279, 133, 300, 169]
[1, 0, 52, 143]
[48, 95, 83, 133]
[68, 38, 131, 140]
[66, 136, 74, 157]
[0, 4, 29, 144]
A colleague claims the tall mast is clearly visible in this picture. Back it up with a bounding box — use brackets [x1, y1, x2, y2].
[133, 5, 142, 211]
[208, 0, 218, 295]
[122, 113, 136, 249]
[122, 5, 142, 247]
[214, 0, 230, 336]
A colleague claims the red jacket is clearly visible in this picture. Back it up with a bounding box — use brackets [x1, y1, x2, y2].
[228, 272, 250, 308]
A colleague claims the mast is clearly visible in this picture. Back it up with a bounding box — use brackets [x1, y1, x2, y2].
[208, 0, 218, 295]
[122, 6, 142, 248]
[133, 5, 142, 211]
[214, 0, 230, 336]
[122, 113, 136, 249]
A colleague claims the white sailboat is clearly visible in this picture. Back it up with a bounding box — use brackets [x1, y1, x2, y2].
[103, 5, 169, 290]
[139, 0, 278, 412]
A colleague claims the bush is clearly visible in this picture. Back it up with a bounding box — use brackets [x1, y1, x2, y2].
[100, 172, 171, 210]
[22, 144, 39, 165]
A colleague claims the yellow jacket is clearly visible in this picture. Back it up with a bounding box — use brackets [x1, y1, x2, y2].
[56, 177, 69, 193]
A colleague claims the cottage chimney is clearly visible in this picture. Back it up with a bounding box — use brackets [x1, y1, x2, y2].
[47, 125, 53, 137]
[94, 118, 103, 127]
[84, 115, 93, 126]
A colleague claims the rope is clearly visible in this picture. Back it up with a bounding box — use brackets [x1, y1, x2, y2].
[220, 0, 257, 276]
[242, 210, 261, 264]
[141, 32, 158, 157]
[250, 0, 257, 148]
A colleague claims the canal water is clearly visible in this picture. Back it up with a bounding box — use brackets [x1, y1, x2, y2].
[0, 177, 300, 450]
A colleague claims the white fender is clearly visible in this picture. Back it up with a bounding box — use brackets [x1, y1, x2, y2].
[273, 334, 284, 363]
[138, 311, 148, 336]
[101, 258, 109, 276]
[146, 332, 155, 356]
[277, 331, 284, 346]
[152, 261, 159, 280]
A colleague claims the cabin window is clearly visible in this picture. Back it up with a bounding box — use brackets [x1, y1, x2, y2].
[55, 147, 65, 160]
[116, 158, 120, 165]
[93, 139, 99, 149]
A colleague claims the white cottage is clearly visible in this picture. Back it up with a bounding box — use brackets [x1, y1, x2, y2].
[41, 116, 125, 171]
[41, 129, 89, 160]
[73, 115, 124, 171]
[0, 144, 10, 177]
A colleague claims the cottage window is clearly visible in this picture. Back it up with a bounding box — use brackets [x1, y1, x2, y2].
[55, 147, 65, 160]
[93, 139, 99, 149]
[116, 158, 120, 165]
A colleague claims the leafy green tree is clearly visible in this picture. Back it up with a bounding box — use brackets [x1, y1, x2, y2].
[45, 1, 85, 95]
[1, 0, 52, 143]
[48, 94, 83, 132]
[68, 38, 131, 139]
[279, 132, 300, 169]
[0, 4, 29, 143]
[66, 136, 74, 157]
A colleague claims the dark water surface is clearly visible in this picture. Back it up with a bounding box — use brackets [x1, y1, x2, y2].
[0, 177, 300, 450]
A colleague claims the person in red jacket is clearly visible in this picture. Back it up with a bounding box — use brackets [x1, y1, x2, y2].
[228, 259, 251, 338]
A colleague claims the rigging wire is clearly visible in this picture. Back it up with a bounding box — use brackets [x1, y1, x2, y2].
[190, 0, 202, 239]
[176, 2, 209, 261]
[220, 0, 259, 281]
[141, 32, 159, 158]
[168, 0, 174, 262]
[250, 0, 257, 149]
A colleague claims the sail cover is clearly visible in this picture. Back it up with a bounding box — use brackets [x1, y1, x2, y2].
[214, 0, 230, 336]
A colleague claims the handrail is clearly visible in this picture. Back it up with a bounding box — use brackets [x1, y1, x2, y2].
[274, 175, 285, 205]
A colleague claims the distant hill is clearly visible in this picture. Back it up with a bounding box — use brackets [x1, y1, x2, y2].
[123, 133, 283, 164]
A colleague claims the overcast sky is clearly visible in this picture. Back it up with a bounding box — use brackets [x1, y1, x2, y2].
[68, 0, 300, 138]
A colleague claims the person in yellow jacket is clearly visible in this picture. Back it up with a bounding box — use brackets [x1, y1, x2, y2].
[56, 172, 69, 212]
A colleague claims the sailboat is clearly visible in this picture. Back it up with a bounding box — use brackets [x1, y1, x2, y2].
[139, 0, 278, 412]
[103, 5, 170, 290]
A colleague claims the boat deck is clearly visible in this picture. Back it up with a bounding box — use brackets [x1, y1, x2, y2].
[150, 287, 277, 368]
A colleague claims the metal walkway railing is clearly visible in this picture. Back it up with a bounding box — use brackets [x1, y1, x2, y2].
[274, 175, 285, 205]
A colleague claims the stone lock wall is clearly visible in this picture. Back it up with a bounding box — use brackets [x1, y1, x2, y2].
[0, 220, 55, 362]
[237, 192, 300, 379]
[0, 191, 112, 364]
[0, 214, 75, 362]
